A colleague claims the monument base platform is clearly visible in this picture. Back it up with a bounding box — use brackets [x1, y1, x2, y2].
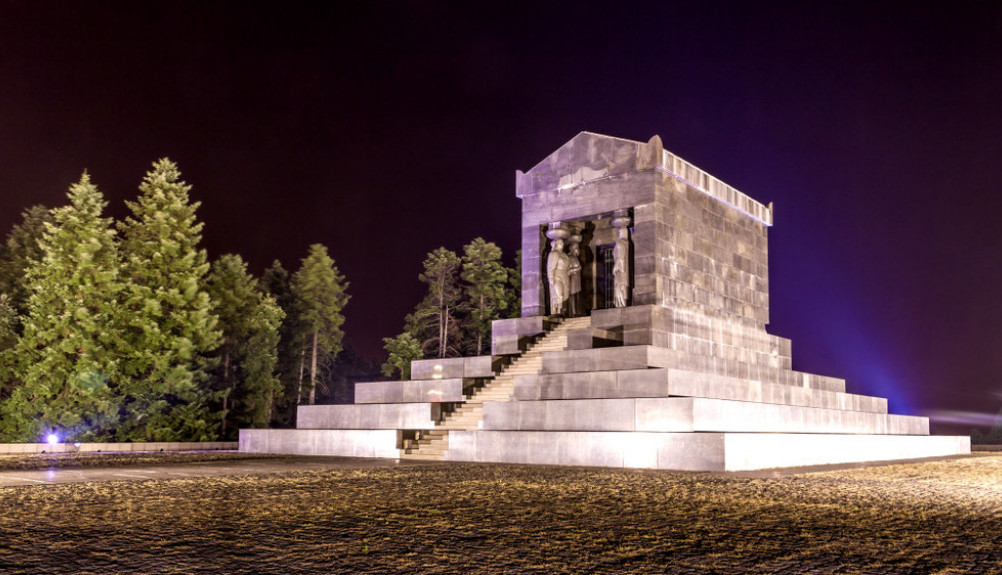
[448, 431, 971, 471]
[240, 428, 969, 472]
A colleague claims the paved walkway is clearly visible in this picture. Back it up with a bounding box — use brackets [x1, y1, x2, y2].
[0, 455, 420, 487]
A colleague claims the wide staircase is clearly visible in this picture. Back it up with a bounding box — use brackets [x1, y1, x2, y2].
[401, 316, 591, 461]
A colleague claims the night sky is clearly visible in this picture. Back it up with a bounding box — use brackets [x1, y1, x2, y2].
[2, 2, 1000, 434]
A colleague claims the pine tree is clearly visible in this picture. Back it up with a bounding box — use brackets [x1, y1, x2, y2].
[417, 247, 462, 358]
[0, 294, 19, 397]
[260, 260, 300, 426]
[290, 244, 349, 406]
[206, 254, 284, 437]
[0, 205, 54, 318]
[381, 332, 422, 380]
[1, 174, 124, 442]
[460, 238, 509, 356]
[116, 158, 222, 441]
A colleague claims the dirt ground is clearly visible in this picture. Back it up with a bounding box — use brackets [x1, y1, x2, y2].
[1, 454, 1001, 574]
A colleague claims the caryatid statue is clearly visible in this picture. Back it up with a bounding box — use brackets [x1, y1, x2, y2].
[567, 231, 583, 317]
[545, 224, 571, 316]
[611, 211, 631, 308]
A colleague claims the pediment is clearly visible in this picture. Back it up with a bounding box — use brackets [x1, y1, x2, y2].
[517, 132, 662, 197]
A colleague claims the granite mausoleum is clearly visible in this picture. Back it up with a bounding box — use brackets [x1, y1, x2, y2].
[241, 132, 970, 471]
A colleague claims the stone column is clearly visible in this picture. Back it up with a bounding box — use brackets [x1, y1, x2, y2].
[611, 210, 632, 308]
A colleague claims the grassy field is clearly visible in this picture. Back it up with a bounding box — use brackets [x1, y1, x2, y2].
[1, 454, 1001, 574]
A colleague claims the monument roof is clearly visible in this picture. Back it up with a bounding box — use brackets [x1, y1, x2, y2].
[519, 131, 773, 226]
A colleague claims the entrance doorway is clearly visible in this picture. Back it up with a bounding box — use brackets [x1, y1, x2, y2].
[595, 243, 616, 309]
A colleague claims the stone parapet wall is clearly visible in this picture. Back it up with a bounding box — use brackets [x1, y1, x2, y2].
[239, 429, 399, 458]
[296, 404, 441, 430]
[491, 316, 556, 356]
[512, 368, 886, 413]
[355, 379, 467, 404]
[410, 356, 500, 380]
[0, 442, 237, 454]
[480, 397, 926, 435]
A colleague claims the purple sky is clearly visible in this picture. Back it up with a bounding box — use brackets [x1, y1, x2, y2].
[1, 2, 1000, 433]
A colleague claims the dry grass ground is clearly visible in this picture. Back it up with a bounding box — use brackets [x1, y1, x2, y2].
[1, 454, 1001, 574]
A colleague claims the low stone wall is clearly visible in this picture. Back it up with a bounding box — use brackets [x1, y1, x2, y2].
[0, 442, 238, 454]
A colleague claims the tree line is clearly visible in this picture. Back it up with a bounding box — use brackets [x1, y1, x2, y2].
[0, 159, 520, 443]
[0, 160, 348, 442]
[381, 241, 520, 380]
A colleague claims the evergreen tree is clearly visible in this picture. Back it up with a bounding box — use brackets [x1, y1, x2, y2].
[116, 158, 221, 441]
[0, 294, 18, 397]
[0, 205, 54, 318]
[381, 332, 422, 380]
[1, 174, 124, 442]
[206, 254, 284, 437]
[416, 247, 462, 358]
[0, 295, 16, 354]
[260, 259, 300, 426]
[290, 244, 349, 406]
[460, 238, 509, 356]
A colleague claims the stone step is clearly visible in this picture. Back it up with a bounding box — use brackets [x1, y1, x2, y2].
[446, 415, 481, 422]
[412, 438, 448, 448]
[446, 417, 481, 424]
[401, 453, 446, 460]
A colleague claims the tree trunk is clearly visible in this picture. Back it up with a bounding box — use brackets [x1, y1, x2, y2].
[221, 350, 230, 436]
[309, 329, 318, 405]
[477, 293, 485, 356]
[297, 348, 306, 405]
[443, 304, 450, 358]
[438, 276, 445, 358]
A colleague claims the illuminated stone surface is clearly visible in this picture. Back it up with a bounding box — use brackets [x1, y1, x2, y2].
[355, 379, 467, 404]
[240, 132, 970, 470]
[295, 403, 441, 430]
[443, 431, 970, 472]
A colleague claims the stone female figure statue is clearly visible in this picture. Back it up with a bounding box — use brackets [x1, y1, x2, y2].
[613, 227, 630, 308]
[567, 239, 582, 317]
[546, 238, 570, 316]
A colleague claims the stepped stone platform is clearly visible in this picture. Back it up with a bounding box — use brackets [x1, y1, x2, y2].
[240, 131, 969, 471]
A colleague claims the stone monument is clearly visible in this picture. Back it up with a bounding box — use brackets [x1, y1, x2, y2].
[241, 132, 970, 471]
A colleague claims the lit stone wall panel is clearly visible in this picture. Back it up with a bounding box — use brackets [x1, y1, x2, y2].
[239, 429, 400, 458]
[481, 397, 925, 435]
[410, 356, 498, 380]
[354, 379, 466, 404]
[296, 404, 441, 430]
[513, 368, 887, 413]
[445, 431, 967, 472]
